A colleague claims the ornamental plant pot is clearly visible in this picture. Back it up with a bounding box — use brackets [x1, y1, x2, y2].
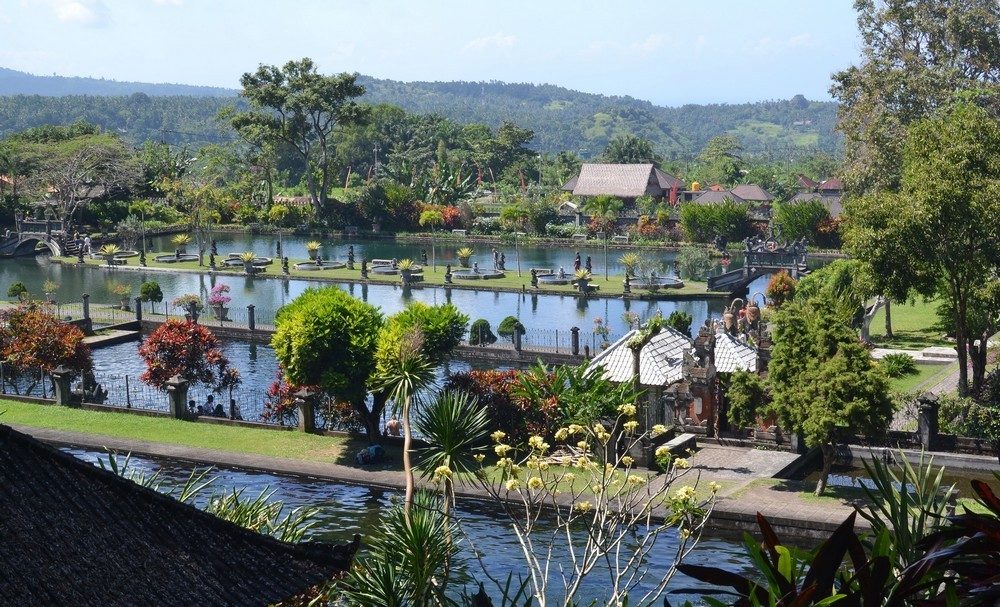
[244, 262, 255, 275]
[211, 305, 230, 321]
[459, 257, 471, 268]
[576, 278, 590, 292]
[308, 250, 318, 260]
[119, 298, 130, 311]
[400, 268, 412, 284]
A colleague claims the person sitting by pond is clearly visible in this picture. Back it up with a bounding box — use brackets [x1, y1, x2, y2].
[205, 395, 216, 416]
[385, 417, 401, 437]
[229, 398, 242, 420]
[558, 266, 566, 279]
[473, 262, 479, 273]
[188, 399, 196, 415]
[391, 258, 398, 269]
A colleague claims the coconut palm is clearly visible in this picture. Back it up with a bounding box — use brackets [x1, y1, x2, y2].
[583, 195, 623, 279]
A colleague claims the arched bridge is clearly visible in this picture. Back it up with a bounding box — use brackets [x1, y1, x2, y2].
[707, 236, 808, 293]
[0, 220, 66, 257]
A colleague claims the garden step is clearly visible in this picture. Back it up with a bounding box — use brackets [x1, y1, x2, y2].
[921, 347, 958, 360]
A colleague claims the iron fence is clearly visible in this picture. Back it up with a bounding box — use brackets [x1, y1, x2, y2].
[467, 327, 622, 355]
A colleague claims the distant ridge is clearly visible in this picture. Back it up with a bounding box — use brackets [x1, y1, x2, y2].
[0, 66, 841, 158]
[0, 67, 236, 97]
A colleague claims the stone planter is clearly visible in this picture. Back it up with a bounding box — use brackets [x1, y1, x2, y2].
[308, 249, 319, 260]
[119, 298, 130, 311]
[243, 261, 255, 275]
[459, 257, 472, 268]
[211, 305, 230, 321]
[576, 278, 590, 293]
[400, 268, 412, 284]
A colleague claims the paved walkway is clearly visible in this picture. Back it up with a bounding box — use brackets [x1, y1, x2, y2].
[12, 424, 861, 538]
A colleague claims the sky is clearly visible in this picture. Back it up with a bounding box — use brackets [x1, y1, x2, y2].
[0, 0, 862, 106]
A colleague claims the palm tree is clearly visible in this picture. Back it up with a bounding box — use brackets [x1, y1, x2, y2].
[371, 329, 435, 513]
[418, 209, 444, 272]
[583, 195, 623, 279]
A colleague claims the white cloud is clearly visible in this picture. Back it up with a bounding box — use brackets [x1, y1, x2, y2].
[749, 32, 817, 55]
[630, 34, 664, 56]
[464, 32, 517, 52]
[35, 0, 110, 26]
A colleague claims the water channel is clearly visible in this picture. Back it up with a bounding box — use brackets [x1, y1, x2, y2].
[66, 446, 753, 604]
[7, 232, 802, 338]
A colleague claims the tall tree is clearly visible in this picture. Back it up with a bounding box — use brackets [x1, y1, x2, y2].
[229, 58, 368, 214]
[694, 135, 744, 186]
[601, 134, 662, 165]
[844, 101, 1000, 396]
[831, 0, 1000, 195]
[766, 300, 893, 495]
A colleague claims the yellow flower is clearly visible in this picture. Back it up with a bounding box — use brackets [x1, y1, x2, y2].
[494, 444, 512, 457]
[622, 420, 639, 433]
[618, 403, 637, 417]
[473, 454, 485, 463]
[568, 424, 583, 435]
[575, 501, 594, 513]
[528, 435, 550, 453]
[626, 474, 646, 486]
[655, 445, 671, 459]
[495, 457, 513, 468]
[595, 431, 611, 443]
[575, 456, 589, 469]
[554, 427, 569, 441]
[651, 424, 668, 437]
[592, 484, 603, 495]
[538, 461, 549, 471]
[510, 464, 522, 475]
[577, 440, 589, 450]
[559, 456, 572, 466]
[527, 476, 545, 490]
[674, 485, 696, 501]
[674, 457, 690, 469]
[680, 528, 692, 539]
[433, 465, 452, 479]
[621, 456, 635, 467]
[491, 430, 506, 443]
[709, 481, 722, 493]
[562, 472, 576, 483]
[505, 479, 521, 491]
[593, 423, 606, 434]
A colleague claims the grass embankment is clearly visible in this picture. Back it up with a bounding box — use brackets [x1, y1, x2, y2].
[869, 299, 948, 350]
[889, 362, 957, 394]
[0, 399, 358, 464]
[64, 252, 714, 299]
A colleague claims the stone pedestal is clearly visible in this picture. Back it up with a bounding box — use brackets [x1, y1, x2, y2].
[294, 387, 316, 433]
[51, 365, 76, 407]
[165, 375, 189, 419]
[917, 393, 939, 451]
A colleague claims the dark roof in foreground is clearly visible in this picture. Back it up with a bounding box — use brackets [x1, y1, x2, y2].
[0, 424, 357, 607]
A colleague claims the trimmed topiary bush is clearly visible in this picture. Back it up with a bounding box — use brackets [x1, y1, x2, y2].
[7, 282, 27, 301]
[469, 319, 497, 346]
[497, 315, 526, 342]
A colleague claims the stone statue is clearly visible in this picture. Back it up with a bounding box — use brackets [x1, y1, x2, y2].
[421, 250, 428, 266]
[361, 259, 368, 279]
[530, 268, 538, 288]
[445, 264, 453, 284]
[499, 252, 506, 270]
[623, 273, 631, 293]
[585, 256, 592, 272]
[210, 239, 218, 256]
[347, 245, 355, 270]
[276, 240, 282, 258]
[282, 256, 290, 275]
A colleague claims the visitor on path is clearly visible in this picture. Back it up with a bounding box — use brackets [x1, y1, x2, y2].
[83, 235, 92, 256]
[492, 248, 499, 269]
[499, 252, 506, 270]
[574, 252, 581, 271]
[585, 256, 592, 272]
[385, 418, 401, 437]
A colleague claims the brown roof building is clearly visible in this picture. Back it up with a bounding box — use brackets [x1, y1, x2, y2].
[562, 163, 683, 199]
[0, 424, 357, 606]
[729, 184, 774, 203]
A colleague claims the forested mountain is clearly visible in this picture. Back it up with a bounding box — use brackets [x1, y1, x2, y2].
[0, 67, 841, 158]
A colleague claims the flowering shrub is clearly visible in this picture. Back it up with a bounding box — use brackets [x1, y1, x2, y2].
[0, 304, 92, 385]
[207, 284, 231, 307]
[444, 369, 558, 445]
[765, 270, 797, 308]
[171, 293, 203, 312]
[466, 405, 717, 605]
[138, 319, 239, 392]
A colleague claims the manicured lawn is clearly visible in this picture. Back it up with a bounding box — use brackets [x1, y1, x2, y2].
[0, 399, 357, 463]
[869, 299, 949, 349]
[61, 251, 715, 299]
[889, 362, 956, 394]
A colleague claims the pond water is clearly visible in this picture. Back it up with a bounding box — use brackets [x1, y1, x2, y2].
[2, 232, 809, 340]
[66, 446, 753, 604]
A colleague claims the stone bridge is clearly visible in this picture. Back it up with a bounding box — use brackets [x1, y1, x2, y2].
[708, 235, 809, 293]
[0, 219, 67, 257]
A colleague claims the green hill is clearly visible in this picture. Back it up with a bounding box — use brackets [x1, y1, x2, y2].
[0, 67, 841, 158]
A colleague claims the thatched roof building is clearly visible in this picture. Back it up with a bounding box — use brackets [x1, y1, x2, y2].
[0, 425, 357, 606]
[562, 163, 684, 199]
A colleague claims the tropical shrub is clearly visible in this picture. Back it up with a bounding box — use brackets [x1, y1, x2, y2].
[725, 370, 768, 431]
[7, 282, 27, 300]
[497, 315, 525, 342]
[0, 304, 92, 388]
[138, 319, 240, 392]
[678, 199, 753, 243]
[665, 310, 693, 337]
[772, 199, 831, 244]
[443, 369, 550, 445]
[765, 270, 797, 308]
[879, 352, 918, 378]
[139, 281, 163, 313]
[468, 319, 496, 345]
[545, 221, 579, 238]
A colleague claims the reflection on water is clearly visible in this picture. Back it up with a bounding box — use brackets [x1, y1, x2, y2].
[66, 447, 753, 604]
[0, 233, 820, 337]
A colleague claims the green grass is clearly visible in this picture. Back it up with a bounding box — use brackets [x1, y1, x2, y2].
[61, 250, 716, 299]
[869, 299, 948, 349]
[0, 399, 360, 464]
[889, 362, 956, 394]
